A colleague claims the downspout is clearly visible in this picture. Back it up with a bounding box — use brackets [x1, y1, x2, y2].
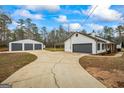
[96, 41, 97, 54]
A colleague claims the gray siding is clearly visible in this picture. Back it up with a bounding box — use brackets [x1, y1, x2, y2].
[73, 43, 92, 53]
[12, 43, 22, 51]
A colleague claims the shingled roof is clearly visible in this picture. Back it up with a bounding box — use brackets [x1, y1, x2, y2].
[64, 32, 106, 42]
[64, 32, 114, 43]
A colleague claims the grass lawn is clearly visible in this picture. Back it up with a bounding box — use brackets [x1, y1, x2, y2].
[122, 48, 124, 52]
[0, 53, 37, 83]
[0, 47, 8, 52]
[45, 48, 64, 52]
[79, 53, 124, 88]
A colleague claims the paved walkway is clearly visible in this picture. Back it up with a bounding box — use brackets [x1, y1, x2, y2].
[114, 52, 123, 57]
[2, 50, 105, 88]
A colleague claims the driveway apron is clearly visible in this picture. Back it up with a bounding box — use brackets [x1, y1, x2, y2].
[2, 50, 105, 88]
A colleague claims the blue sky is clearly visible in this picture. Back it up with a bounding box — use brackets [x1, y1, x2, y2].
[1, 5, 124, 33]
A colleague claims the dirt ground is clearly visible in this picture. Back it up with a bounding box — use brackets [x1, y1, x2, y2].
[0, 53, 37, 83]
[79, 54, 124, 88]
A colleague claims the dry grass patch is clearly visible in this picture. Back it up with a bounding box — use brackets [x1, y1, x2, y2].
[0, 47, 8, 52]
[79, 54, 124, 88]
[45, 48, 64, 51]
[0, 53, 37, 83]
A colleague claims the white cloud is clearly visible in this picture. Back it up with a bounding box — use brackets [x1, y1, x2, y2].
[12, 9, 43, 20]
[83, 5, 124, 22]
[63, 23, 82, 31]
[73, 10, 81, 15]
[23, 5, 60, 11]
[86, 23, 104, 31]
[70, 23, 81, 30]
[8, 21, 18, 30]
[55, 15, 68, 23]
[111, 25, 117, 30]
[12, 21, 18, 26]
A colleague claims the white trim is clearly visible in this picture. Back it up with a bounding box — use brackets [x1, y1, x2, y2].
[9, 43, 11, 51]
[22, 43, 24, 51]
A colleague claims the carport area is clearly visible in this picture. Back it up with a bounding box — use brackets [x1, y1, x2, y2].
[2, 50, 105, 88]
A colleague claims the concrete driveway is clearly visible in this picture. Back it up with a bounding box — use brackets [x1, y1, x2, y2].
[2, 50, 105, 88]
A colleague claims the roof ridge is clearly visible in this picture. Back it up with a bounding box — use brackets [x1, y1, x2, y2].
[64, 32, 106, 42]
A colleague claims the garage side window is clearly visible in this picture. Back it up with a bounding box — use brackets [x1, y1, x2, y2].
[102, 44, 105, 50]
[97, 43, 100, 50]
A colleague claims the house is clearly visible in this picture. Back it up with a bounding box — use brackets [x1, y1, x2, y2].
[121, 32, 124, 36]
[64, 32, 116, 54]
[9, 39, 43, 51]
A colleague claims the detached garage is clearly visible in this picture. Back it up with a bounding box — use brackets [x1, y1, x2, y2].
[9, 39, 43, 51]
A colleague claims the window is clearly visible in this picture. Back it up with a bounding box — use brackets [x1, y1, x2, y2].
[102, 44, 105, 50]
[97, 43, 100, 50]
[76, 34, 78, 37]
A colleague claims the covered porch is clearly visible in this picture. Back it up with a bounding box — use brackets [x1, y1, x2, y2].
[106, 43, 116, 53]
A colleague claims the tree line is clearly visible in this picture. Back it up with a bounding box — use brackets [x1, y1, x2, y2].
[0, 12, 124, 48]
[0, 13, 71, 48]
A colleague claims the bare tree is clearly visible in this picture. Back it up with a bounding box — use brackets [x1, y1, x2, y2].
[116, 25, 124, 47]
[0, 13, 12, 46]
